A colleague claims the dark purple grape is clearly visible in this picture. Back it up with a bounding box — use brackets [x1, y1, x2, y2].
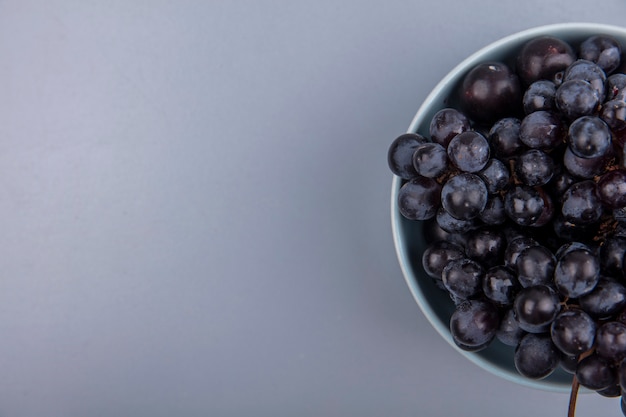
[606, 73, 626, 101]
[412, 142, 448, 178]
[554, 247, 600, 298]
[429, 108, 471, 147]
[579, 277, 626, 319]
[563, 146, 608, 179]
[560, 353, 579, 374]
[435, 206, 479, 234]
[618, 358, 626, 389]
[513, 285, 561, 333]
[549, 169, 577, 202]
[482, 266, 520, 306]
[422, 218, 453, 244]
[504, 236, 539, 270]
[422, 240, 465, 280]
[600, 99, 626, 132]
[459, 62, 522, 123]
[597, 170, 626, 209]
[450, 299, 500, 351]
[564, 59, 607, 102]
[600, 236, 626, 276]
[550, 308, 596, 356]
[465, 227, 505, 267]
[397, 177, 441, 220]
[447, 131, 490, 173]
[516, 36, 576, 85]
[479, 195, 506, 225]
[441, 173, 488, 220]
[497, 308, 526, 347]
[576, 354, 616, 390]
[567, 116, 612, 159]
[504, 185, 545, 226]
[478, 158, 510, 194]
[515, 244, 556, 288]
[514, 149, 555, 186]
[388, 133, 428, 179]
[555, 241, 593, 259]
[595, 321, 626, 362]
[489, 117, 524, 158]
[514, 333, 561, 379]
[442, 258, 484, 300]
[596, 384, 621, 398]
[519, 110, 565, 150]
[552, 214, 600, 241]
[523, 80, 556, 114]
[555, 79, 601, 120]
[561, 180, 603, 225]
[580, 34, 622, 74]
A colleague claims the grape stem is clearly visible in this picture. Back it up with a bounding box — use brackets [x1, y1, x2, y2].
[567, 374, 580, 417]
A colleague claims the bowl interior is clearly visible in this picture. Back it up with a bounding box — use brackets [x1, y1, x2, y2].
[391, 22, 626, 392]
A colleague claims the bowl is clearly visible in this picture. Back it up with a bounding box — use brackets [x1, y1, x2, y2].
[391, 22, 626, 392]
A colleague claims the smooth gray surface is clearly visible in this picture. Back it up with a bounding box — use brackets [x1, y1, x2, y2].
[0, 1, 625, 416]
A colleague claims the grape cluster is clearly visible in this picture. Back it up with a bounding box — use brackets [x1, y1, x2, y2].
[389, 33, 626, 415]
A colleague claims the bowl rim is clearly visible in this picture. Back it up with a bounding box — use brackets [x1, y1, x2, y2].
[391, 22, 626, 393]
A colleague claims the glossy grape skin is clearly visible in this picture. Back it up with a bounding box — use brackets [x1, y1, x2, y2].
[550, 308, 596, 356]
[412, 142, 448, 178]
[554, 247, 600, 298]
[441, 173, 488, 220]
[515, 245, 556, 288]
[606, 73, 626, 101]
[555, 79, 600, 121]
[560, 353, 579, 375]
[429, 108, 471, 147]
[579, 277, 626, 320]
[600, 236, 626, 277]
[482, 266, 520, 306]
[555, 241, 593, 259]
[523, 80, 556, 114]
[397, 177, 441, 221]
[497, 308, 526, 347]
[435, 207, 479, 234]
[503, 185, 545, 226]
[561, 180, 603, 225]
[514, 333, 561, 379]
[576, 354, 616, 390]
[388, 133, 428, 179]
[580, 34, 622, 74]
[516, 36, 576, 85]
[450, 300, 500, 351]
[596, 170, 626, 209]
[479, 195, 506, 225]
[515, 149, 555, 186]
[595, 321, 626, 362]
[513, 285, 561, 333]
[489, 117, 525, 158]
[552, 214, 600, 242]
[478, 158, 510, 194]
[447, 131, 490, 173]
[442, 258, 484, 300]
[519, 110, 565, 150]
[504, 236, 539, 270]
[567, 116, 612, 159]
[595, 384, 621, 398]
[549, 169, 577, 202]
[465, 227, 505, 267]
[459, 61, 522, 123]
[564, 59, 607, 102]
[600, 99, 626, 132]
[563, 146, 608, 179]
[422, 240, 465, 280]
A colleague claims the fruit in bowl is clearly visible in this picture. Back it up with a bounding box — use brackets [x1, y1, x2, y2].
[389, 23, 626, 416]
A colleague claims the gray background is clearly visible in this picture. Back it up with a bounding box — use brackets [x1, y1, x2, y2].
[0, 1, 625, 416]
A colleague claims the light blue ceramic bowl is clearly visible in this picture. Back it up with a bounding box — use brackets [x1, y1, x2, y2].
[391, 22, 626, 392]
